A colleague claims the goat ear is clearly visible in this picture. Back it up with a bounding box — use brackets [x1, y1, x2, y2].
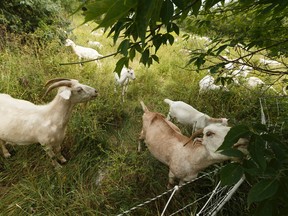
[59, 89, 71, 100]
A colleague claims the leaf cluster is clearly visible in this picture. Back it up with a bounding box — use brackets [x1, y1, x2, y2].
[80, 0, 226, 73]
[219, 124, 288, 215]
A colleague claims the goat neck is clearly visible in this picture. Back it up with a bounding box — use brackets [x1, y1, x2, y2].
[43, 92, 74, 127]
[118, 73, 129, 85]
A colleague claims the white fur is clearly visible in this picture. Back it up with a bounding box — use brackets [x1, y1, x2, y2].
[199, 75, 228, 92]
[114, 67, 136, 102]
[0, 79, 98, 168]
[259, 58, 281, 66]
[246, 77, 278, 93]
[65, 39, 103, 67]
[87, 40, 103, 49]
[164, 99, 228, 130]
[139, 102, 247, 187]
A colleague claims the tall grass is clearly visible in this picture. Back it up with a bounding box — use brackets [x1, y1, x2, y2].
[0, 13, 285, 216]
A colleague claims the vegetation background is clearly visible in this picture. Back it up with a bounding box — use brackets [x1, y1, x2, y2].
[0, 0, 287, 215]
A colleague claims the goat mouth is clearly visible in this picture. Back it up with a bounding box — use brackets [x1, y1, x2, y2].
[91, 93, 98, 98]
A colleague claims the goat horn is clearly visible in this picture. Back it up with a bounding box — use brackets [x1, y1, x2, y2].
[140, 101, 149, 112]
[43, 80, 72, 98]
[45, 78, 71, 87]
[183, 128, 204, 147]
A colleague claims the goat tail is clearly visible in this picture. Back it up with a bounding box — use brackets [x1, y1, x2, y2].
[140, 101, 149, 112]
[164, 98, 173, 105]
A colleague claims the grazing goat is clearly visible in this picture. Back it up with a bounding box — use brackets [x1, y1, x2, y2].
[139, 101, 247, 188]
[199, 75, 228, 92]
[0, 78, 98, 168]
[87, 40, 103, 49]
[164, 99, 228, 131]
[259, 58, 281, 66]
[65, 39, 103, 67]
[114, 67, 136, 102]
[246, 77, 278, 93]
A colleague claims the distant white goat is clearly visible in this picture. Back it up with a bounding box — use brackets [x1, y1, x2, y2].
[0, 78, 98, 168]
[139, 101, 247, 187]
[246, 77, 278, 93]
[164, 99, 228, 131]
[65, 39, 103, 67]
[87, 40, 103, 49]
[231, 69, 251, 78]
[114, 67, 136, 102]
[199, 75, 228, 92]
[259, 58, 281, 66]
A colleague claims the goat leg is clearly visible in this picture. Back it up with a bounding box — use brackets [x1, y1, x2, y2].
[41, 143, 62, 169]
[0, 140, 11, 158]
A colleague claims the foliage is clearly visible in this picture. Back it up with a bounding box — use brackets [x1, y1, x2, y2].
[182, 0, 288, 75]
[0, 0, 76, 43]
[80, 0, 288, 76]
[77, 1, 288, 215]
[219, 123, 288, 215]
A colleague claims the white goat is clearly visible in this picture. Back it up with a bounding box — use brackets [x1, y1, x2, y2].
[246, 77, 278, 93]
[259, 58, 281, 66]
[114, 67, 136, 102]
[87, 40, 103, 49]
[0, 78, 98, 168]
[199, 75, 228, 92]
[139, 101, 247, 187]
[164, 99, 228, 131]
[65, 39, 103, 67]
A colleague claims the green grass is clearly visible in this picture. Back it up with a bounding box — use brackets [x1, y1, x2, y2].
[0, 13, 287, 216]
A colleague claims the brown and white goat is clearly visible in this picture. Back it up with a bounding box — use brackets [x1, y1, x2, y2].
[139, 101, 247, 188]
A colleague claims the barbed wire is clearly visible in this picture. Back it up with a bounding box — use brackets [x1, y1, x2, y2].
[116, 169, 219, 216]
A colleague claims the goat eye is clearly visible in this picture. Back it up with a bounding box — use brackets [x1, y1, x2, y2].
[206, 131, 214, 137]
[76, 87, 83, 93]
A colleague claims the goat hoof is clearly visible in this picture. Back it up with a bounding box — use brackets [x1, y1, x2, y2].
[4, 152, 11, 158]
[59, 156, 67, 164]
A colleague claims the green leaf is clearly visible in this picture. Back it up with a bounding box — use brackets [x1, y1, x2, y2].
[151, 54, 159, 63]
[167, 33, 174, 45]
[129, 47, 136, 60]
[248, 135, 266, 170]
[140, 48, 150, 65]
[83, 0, 115, 24]
[254, 200, 274, 216]
[209, 63, 226, 74]
[220, 148, 244, 158]
[192, 0, 202, 16]
[220, 163, 244, 186]
[205, 0, 222, 11]
[160, 0, 174, 25]
[248, 179, 279, 206]
[218, 125, 251, 151]
[216, 44, 228, 55]
[152, 34, 163, 52]
[172, 23, 180, 35]
[114, 57, 129, 75]
[117, 39, 130, 56]
[98, 0, 137, 29]
[172, 0, 184, 9]
[136, 0, 157, 44]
